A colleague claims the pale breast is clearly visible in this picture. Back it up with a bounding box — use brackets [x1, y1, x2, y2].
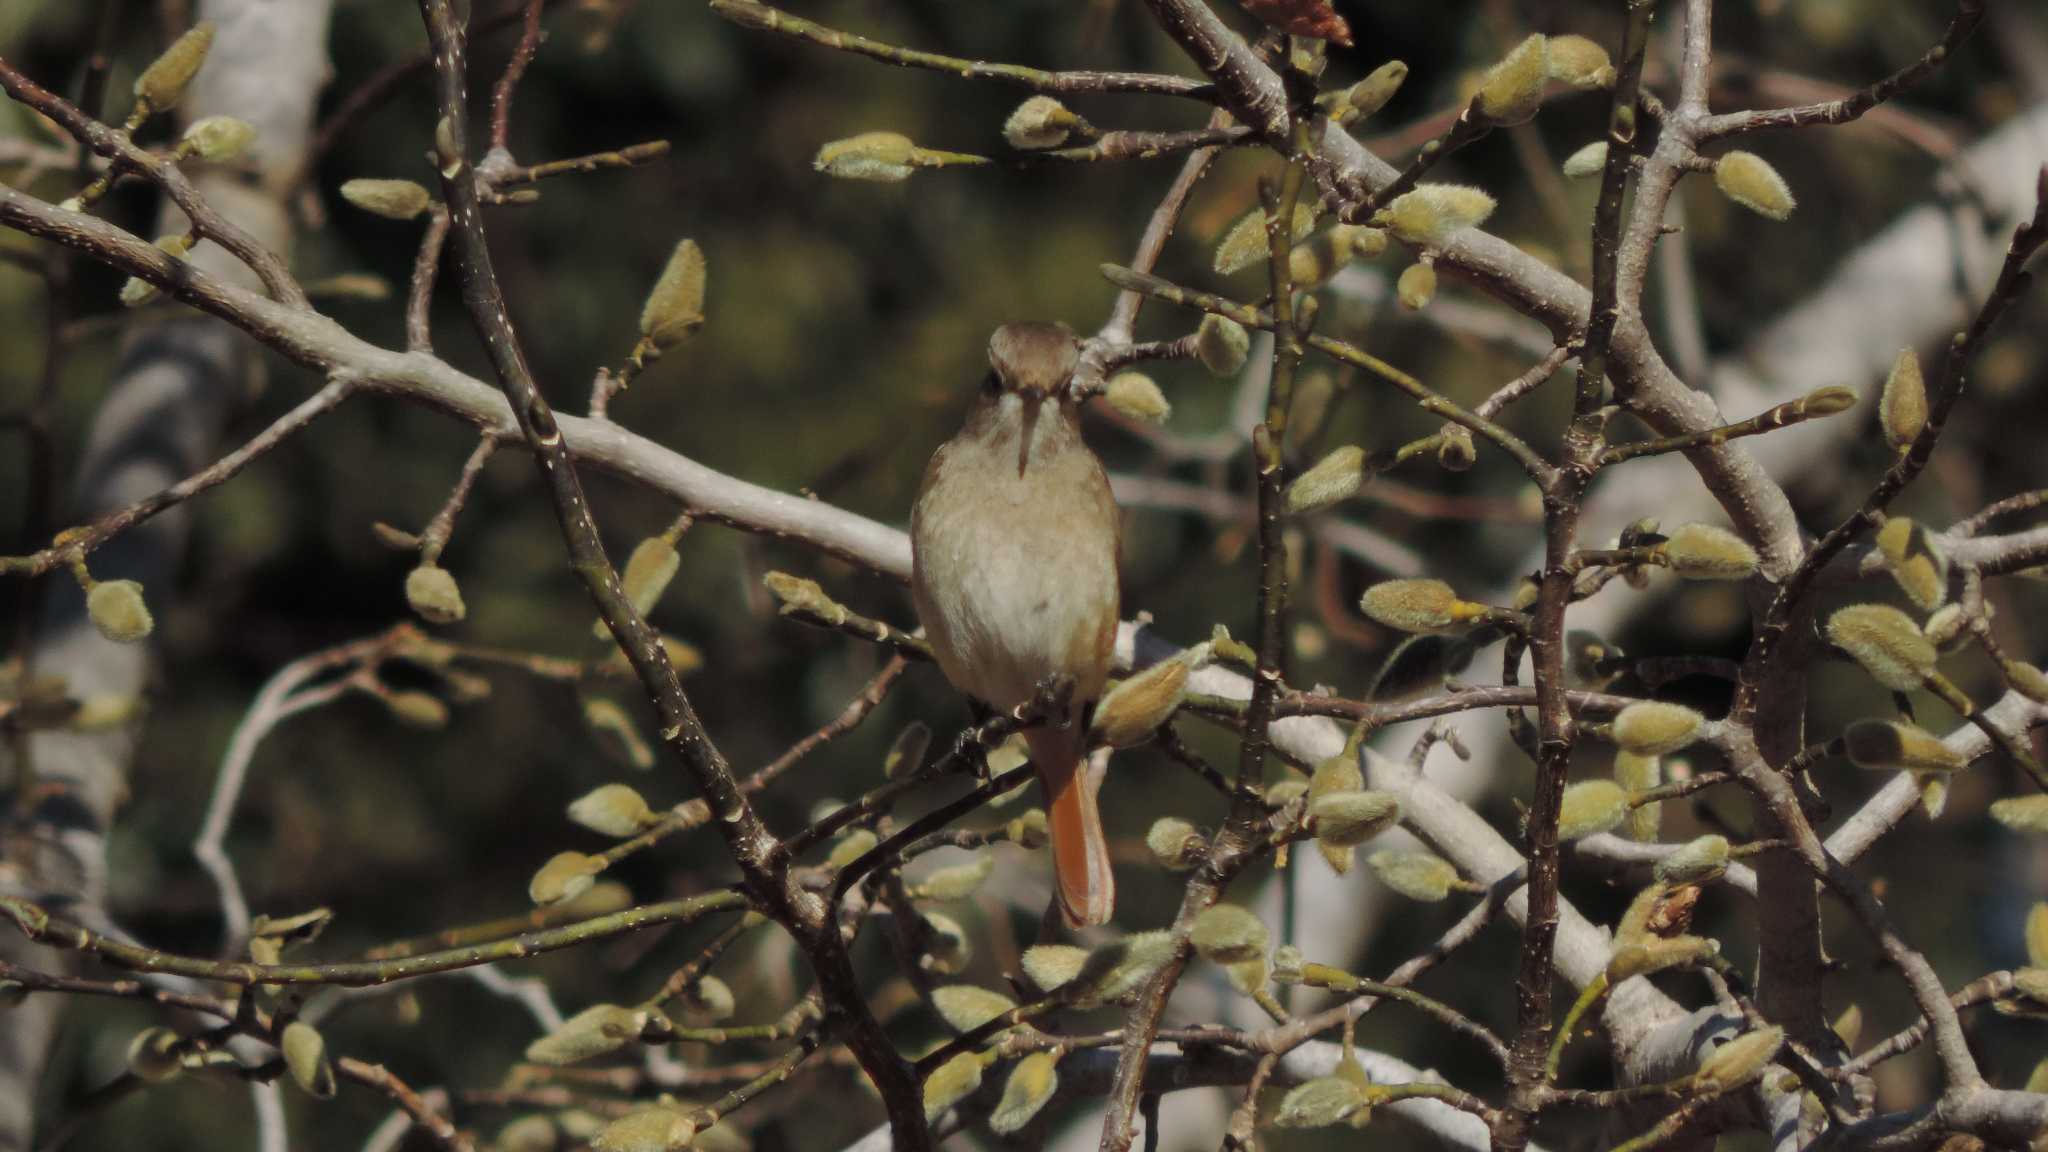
[911, 417, 1120, 713]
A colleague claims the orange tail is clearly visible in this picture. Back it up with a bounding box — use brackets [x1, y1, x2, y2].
[1026, 727, 1114, 928]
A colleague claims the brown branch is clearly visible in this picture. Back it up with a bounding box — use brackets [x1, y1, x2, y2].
[487, 0, 546, 153]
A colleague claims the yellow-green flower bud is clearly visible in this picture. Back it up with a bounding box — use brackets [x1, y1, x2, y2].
[1286, 445, 1365, 515]
[1437, 424, 1476, 471]
[1880, 348, 1926, 453]
[884, 721, 931, 779]
[1557, 779, 1629, 841]
[1145, 817, 1207, 871]
[405, 564, 466, 624]
[127, 1027, 184, 1083]
[1021, 943, 1088, 992]
[525, 1004, 650, 1065]
[923, 1052, 985, 1121]
[181, 115, 256, 162]
[919, 852, 994, 901]
[1344, 59, 1409, 120]
[686, 975, 735, 1021]
[583, 698, 655, 770]
[386, 689, 449, 729]
[1712, 151, 1796, 221]
[1213, 202, 1316, 275]
[1274, 1076, 1367, 1128]
[567, 783, 657, 837]
[1006, 807, 1049, 848]
[989, 1051, 1059, 1134]
[1546, 34, 1616, 88]
[1396, 261, 1436, 310]
[496, 1115, 559, 1152]
[341, 178, 432, 221]
[592, 1106, 694, 1152]
[530, 850, 604, 906]
[825, 828, 878, 872]
[1697, 1026, 1784, 1089]
[1876, 516, 1947, 610]
[1310, 790, 1400, 847]
[814, 131, 918, 181]
[1616, 751, 1661, 841]
[1655, 834, 1730, 885]
[86, 579, 153, 643]
[2028, 903, 2048, 968]
[2005, 660, 2048, 705]
[1104, 372, 1171, 423]
[1827, 603, 1937, 691]
[1092, 656, 1190, 747]
[762, 571, 847, 624]
[282, 1020, 336, 1098]
[134, 23, 215, 115]
[1194, 314, 1251, 375]
[1476, 34, 1549, 126]
[1360, 578, 1475, 634]
[1659, 522, 1759, 580]
[615, 537, 682, 626]
[639, 239, 707, 349]
[922, 911, 971, 975]
[1190, 904, 1268, 964]
[1003, 96, 1078, 150]
[1369, 849, 1459, 902]
[1612, 701, 1706, 756]
[1606, 935, 1719, 983]
[1844, 719, 1964, 773]
[1923, 603, 1971, 652]
[932, 984, 1015, 1032]
[1376, 184, 1497, 246]
[1080, 930, 1176, 1003]
[1993, 795, 2048, 835]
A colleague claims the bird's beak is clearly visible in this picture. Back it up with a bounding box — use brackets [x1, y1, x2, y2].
[1016, 390, 1044, 477]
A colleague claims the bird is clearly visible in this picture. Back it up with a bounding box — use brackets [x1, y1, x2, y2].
[911, 321, 1122, 928]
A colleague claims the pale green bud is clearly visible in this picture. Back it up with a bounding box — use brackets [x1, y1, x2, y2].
[1021, 944, 1088, 992]
[497, 1114, 560, 1152]
[1309, 791, 1400, 847]
[1556, 779, 1628, 841]
[126, 1027, 184, 1083]
[134, 23, 215, 115]
[1828, 603, 1937, 691]
[1476, 34, 1549, 126]
[762, 571, 847, 624]
[1274, 1076, 1367, 1128]
[567, 784, 657, 837]
[1285, 445, 1365, 515]
[181, 116, 256, 161]
[1606, 935, 1718, 982]
[1189, 904, 1268, 964]
[1003, 96, 1078, 150]
[1616, 750, 1661, 841]
[1395, 262, 1436, 310]
[1880, 348, 1926, 453]
[529, 850, 604, 906]
[282, 1020, 336, 1098]
[1611, 701, 1706, 756]
[1213, 201, 1316, 275]
[1104, 372, 1171, 423]
[1992, 795, 2048, 835]
[1844, 719, 1964, 773]
[1655, 834, 1731, 885]
[815, 131, 918, 181]
[1145, 817, 1207, 871]
[825, 828, 878, 872]
[1713, 151, 1796, 221]
[405, 564, 466, 624]
[639, 239, 707, 349]
[884, 721, 932, 779]
[1092, 656, 1190, 747]
[1697, 1026, 1784, 1088]
[1659, 522, 1759, 580]
[989, 1051, 1059, 1134]
[686, 975, 735, 1021]
[1194, 314, 1251, 375]
[2028, 903, 2048, 968]
[525, 1004, 650, 1066]
[1546, 35, 1616, 88]
[1875, 517, 1947, 610]
[1369, 849, 1459, 902]
[922, 1052, 985, 1121]
[1375, 184, 1496, 246]
[2005, 660, 2048, 705]
[592, 1107, 695, 1152]
[1343, 60, 1409, 119]
[341, 178, 432, 221]
[385, 689, 449, 729]
[919, 853, 994, 901]
[932, 984, 1015, 1032]
[86, 579, 153, 642]
[1359, 578, 1475, 634]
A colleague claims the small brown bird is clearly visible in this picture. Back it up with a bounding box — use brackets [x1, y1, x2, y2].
[911, 322, 1122, 928]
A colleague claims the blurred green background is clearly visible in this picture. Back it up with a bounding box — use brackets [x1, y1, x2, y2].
[3, 0, 2047, 1148]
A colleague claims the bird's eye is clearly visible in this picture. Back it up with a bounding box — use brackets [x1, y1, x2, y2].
[980, 371, 1002, 396]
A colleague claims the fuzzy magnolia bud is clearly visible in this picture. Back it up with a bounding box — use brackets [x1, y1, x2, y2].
[120, 230, 195, 306]
[1476, 34, 1549, 126]
[883, 720, 931, 779]
[1713, 151, 1796, 221]
[385, 690, 448, 729]
[181, 116, 256, 162]
[1697, 1026, 1784, 1089]
[1607, 935, 1719, 983]
[1006, 807, 1049, 847]
[1092, 657, 1190, 747]
[1307, 753, 1365, 870]
[1190, 904, 1269, 965]
[405, 565, 466, 624]
[1345, 60, 1409, 119]
[1213, 202, 1316, 275]
[1194, 314, 1251, 375]
[1616, 751, 1661, 841]
[1828, 603, 1937, 691]
[990, 1051, 1060, 1134]
[567, 784, 657, 837]
[583, 698, 655, 770]
[1310, 791, 1400, 847]
[1876, 517, 1947, 610]
[127, 1028, 184, 1083]
[1437, 424, 1477, 472]
[932, 984, 1015, 1032]
[134, 23, 215, 115]
[86, 579, 154, 643]
[1655, 834, 1731, 885]
[620, 537, 682, 621]
[1286, 445, 1366, 515]
[1611, 701, 1705, 756]
[593, 1107, 695, 1152]
[2005, 660, 2048, 705]
[762, 571, 846, 623]
[1074, 931, 1176, 1003]
[919, 853, 994, 901]
[1881, 348, 1927, 452]
[1289, 225, 1367, 289]
[814, 131, 918, 181]
[1844, 719, 1965, 773]
[1546, 34, 1616, 88]
[923, 1052, 985, 1121]
[1557, 779, 1629, 841]
[282, 1020, 337, 1098]
[639, 239, 707, 349]
[1104, 372, 1170, 423]
[1146, 817, 1207, 871]
[686, 976, 735, 1021]
[1004, 96, 1078, 150]
[1375, 184, 1497, 246]
[530, 851, 604, 906]
[922, 912, 971, 975]
[341, 178, 432, 221]
[1021, 944, 1089, 992]
[1396, 262, 1437, 310]
[1992, 795, 2048, 835]
[1369, 849, 1459, 902]
[525, 1004, 650, 1065]
[1659, 522, 1759, 580]
[1274, 1076, 1368, 1128]
[2028, 903, 2048, 968]
[825, 828, 878, 872]
[1360, 578, 1475, 635]
[1562, 141, 1608, 179]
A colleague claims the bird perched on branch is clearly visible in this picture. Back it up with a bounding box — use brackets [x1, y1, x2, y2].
[912, 322, 1122, 928]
